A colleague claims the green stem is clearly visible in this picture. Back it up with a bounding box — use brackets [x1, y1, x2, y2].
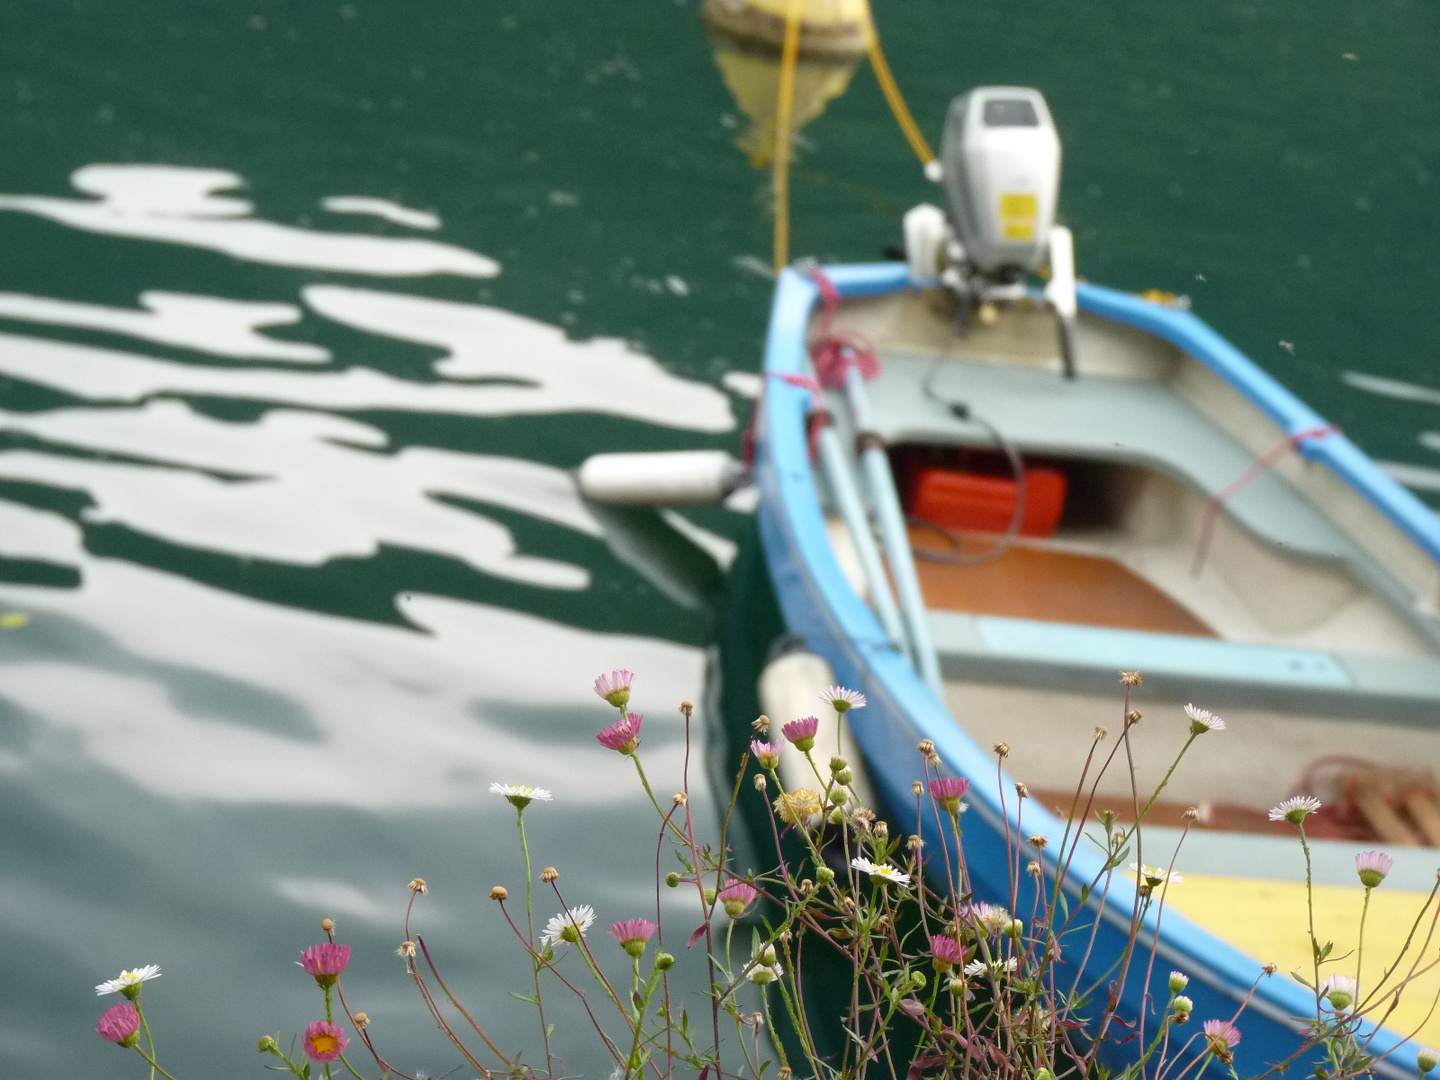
[1357, 885, 1373, 995]
[517, 807, 554, 1076]
[336, 1052, 369, 1080]
[132, 1045, 179, 1080]
[135, 997, 158, 1080]
[1300, 823, 1320, 1003]
[631, 756, 689, 844]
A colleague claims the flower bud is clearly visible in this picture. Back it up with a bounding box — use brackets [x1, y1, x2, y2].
[1172, 995, 1193, 1015]
[1005, 919, 1024, 939]
[759, 944, 778, 966]
[909, 970, 927, 990]
[1036, 1070, 1056, 1080]
[1418, 1048, 1439, 1074]
[828, 806, 846, 825]
[753, 774, 767, 791]
[947, 978, 965, 995]
[666, 872, 680, 888]
[703, 887, 717, 905]
[1169, 971, 1189, 993]
[830, 756, 847, 774]
[258, 1035, 280, 1054]
[836, 768, 853, 785]
[815, 866, 835, 885]
[828, 786, 847, 805]
[654, 952, 675, 971]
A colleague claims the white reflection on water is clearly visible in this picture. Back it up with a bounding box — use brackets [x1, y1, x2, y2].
[0, 165, 499, 277]
[321, 196, 442, 231]
[0, 401, 597, 588]
[0, 290, 331, 362]
[0, 500, 703, 808]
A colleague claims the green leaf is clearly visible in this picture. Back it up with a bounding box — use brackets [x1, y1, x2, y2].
[509, 992, 540, 1004]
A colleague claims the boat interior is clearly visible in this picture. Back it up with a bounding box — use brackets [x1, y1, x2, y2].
[812, 289, 1440, 845]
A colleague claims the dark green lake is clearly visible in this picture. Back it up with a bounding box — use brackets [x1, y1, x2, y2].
[0, 1, 1436, 1075]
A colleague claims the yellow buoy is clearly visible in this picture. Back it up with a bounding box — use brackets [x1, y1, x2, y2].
[703, 0, 873, 167]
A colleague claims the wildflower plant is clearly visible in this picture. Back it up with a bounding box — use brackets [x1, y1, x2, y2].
[92, 670, 1440, 1080]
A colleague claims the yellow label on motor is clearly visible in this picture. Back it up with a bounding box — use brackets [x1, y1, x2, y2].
[1003, 221, 1036, 240]
[999, 193, 1038, 219]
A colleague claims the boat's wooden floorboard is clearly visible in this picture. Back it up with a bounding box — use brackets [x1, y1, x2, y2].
[910, 525, 1216, 637]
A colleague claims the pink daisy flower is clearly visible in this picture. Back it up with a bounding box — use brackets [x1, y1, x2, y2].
[750, 739, 782, 769]
[593, 670, 635, 709]
[597, 712, 644, 755]
[96, 1002, 141, 1048]
[1203, 1018, 1241, 1053]
[298, 942, 351, 988]
[304, 1020, 350, 1063]
[929, 776, 970, 814]
[1356, 850, 1394, 888]
[608, 918, 658, 959]
[930, 935, 963, 973]
[718, 880, 758, 918]
[781, 716, 819, 752]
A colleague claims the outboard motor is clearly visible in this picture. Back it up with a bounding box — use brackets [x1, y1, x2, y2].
[940, 87, 1060, 282]
[905, 86, 1078, 376]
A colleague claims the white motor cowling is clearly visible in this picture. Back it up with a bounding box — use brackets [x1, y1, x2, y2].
[938, 87, 1061, 280]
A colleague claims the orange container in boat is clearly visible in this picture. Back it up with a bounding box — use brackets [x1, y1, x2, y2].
[910, 465, 1068, 537]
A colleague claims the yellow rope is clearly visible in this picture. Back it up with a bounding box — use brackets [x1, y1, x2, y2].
[772, 0, 804, 274]
[862, 0, 936, 166]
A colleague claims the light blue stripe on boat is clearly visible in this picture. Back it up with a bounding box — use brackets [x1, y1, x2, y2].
[972, 615, 1353, 687]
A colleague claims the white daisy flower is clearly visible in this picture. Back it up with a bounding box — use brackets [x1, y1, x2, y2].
[1130, 863, 1183, 888]
[1183, 704, 1226, 734]
[963, 957, 1017, 977]
[1269, 795, 1321, 824]
[95, 964, 161, 996]
[747, 944, 784, 984]
[540, 904, 595, 948]
[850, 856, 910, 886]
[820, 686, 866, 713]
[1321, 974, 1358, 1011]
[489, 782, 553, 809]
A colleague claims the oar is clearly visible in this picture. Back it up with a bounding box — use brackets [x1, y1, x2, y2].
[841, 365, 945, 697]
[1046, 224, 1079, 378]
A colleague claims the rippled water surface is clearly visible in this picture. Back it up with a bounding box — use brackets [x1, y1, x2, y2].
[0, 1, 1436, 1075]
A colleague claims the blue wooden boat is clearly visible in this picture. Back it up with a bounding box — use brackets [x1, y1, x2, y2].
[753, 255, 1440, 1076]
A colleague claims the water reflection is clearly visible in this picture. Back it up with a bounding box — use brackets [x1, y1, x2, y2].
[0, 162, 744, 1077]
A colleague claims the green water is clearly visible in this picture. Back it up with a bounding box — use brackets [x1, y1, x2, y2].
[0, 1, 1436, 1075]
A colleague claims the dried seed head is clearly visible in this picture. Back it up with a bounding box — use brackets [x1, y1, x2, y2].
[1183, 806, 1201, 822]
[752, 714, 771, 734]
[912, 780, 924, 796]
[680, 701, 694, 719]
[489, 886, 509, 901]
[993, 741, 1010, 759]
[1027, 860, 1042, 877]
[320, 918, 335, 934]
[1262, 962, 1278, 975]
[1093, 725, 1108, 741]
[778, 1069, 793, 1080]
[873, 820, 889, 838]
[852, 808, 876, 829]
[353, 1012, 370, 1029]
[754, 773, 767, 791]
[908, 834, 924, 851]
[541, 867, 559, 883]
[1028, 834, 1048, 850]
[926, 753, 942, 769]
[408, 878, 428, 895]
[799, 878, 814, 894]
[673, 792, 688, 805]
[1127, 709, 1142, 724]
[398, 941, 417, 958]
[1015, 782, 1029, 799]
[1120, 671, 1142, 687]
[841, 896, 857, 913]
[917, 738, 936, 755]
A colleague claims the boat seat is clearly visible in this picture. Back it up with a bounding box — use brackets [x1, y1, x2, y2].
[909, 525, 1216, 637]
[864, 353, 1368, 568]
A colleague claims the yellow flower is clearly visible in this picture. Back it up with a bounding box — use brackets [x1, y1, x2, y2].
[773, 788, 821, 826]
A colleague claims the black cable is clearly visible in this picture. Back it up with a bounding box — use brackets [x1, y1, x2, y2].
[911, 359, 1029, 566]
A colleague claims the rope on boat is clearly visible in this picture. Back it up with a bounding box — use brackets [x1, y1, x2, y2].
[1189, 423, 1342, 576]
[859, 0, 937, 168]
[771, 0, 804, 274]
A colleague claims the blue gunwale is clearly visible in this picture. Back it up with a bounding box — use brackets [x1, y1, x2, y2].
[755, 262, 1430, 1078]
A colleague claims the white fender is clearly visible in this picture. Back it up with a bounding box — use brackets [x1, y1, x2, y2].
[577, 450, 748, 506]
